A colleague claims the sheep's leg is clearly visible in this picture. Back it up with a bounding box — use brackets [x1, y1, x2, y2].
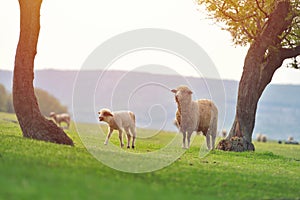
[211, 134, 216, 150]
[125, 128, 131, 149]
[104, 128, 113, 145]
[210, 127, 216, 150]
[182, 132, 187, 149]
[206, 133, 211, 150]
[187, 131, 193, 149]
[130, 127, 136, 149]
[209, 118, 217, 150]
[118, 130, 124, 148]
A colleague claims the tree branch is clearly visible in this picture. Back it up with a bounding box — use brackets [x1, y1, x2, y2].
[220, 9, 256, 22]
[241, 25, 256, 40]
[289, 32, 300, 39]
[255, 0, 269, 18]
[280, 45, 300, 59]
[251, 1, 291, 58]
[259, 45, 300, 93]
[261, 1, 291, 44]
[286, 38, 296, 48]
[280, 25, 293, 41]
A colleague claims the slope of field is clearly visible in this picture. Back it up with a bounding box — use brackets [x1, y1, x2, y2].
[0, 112, 300, 199]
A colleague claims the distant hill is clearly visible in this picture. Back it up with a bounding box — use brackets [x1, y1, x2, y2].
[1, 69, 300, 140]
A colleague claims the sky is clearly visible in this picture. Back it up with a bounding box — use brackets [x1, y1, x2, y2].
[1, 0, 300, 84]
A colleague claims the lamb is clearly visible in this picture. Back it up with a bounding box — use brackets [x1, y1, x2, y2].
[171, 85, 218, 149]
[49, 112, 70, 129]
[98, 108, 137, 149]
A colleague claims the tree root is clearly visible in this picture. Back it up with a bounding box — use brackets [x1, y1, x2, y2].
[217, 136, 255, 152]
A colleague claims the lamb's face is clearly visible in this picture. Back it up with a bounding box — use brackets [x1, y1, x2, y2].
[171, 86, 193, 103]
[98, 109, 113, 123]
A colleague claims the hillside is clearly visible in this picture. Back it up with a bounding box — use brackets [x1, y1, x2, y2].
[1, 112, 300, 199]
[1, 69, 300, 140]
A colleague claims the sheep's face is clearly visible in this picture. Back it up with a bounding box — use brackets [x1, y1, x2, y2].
[98, 109, 113, 122]
[171, 86, 193, 103]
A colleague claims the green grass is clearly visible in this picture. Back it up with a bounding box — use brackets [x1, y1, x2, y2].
[0, 112, 300, 199]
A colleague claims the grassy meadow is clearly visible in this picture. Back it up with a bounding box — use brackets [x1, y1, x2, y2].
[0, 112, 300, 199]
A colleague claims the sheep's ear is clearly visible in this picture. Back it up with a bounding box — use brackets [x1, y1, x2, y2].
[188, 90, 193, 95]
[171, 89, 177, 93]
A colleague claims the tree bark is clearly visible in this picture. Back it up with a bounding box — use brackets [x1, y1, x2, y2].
[218, 0, 292, 151]
[13, 0, 73, 145]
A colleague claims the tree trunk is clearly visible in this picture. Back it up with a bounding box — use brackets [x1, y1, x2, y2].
[13, 0, 73, 146]
[217, 1, 292, 151]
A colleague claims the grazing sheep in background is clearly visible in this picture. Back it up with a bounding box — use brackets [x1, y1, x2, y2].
[287, 136, 294, 142]
[256, 133, 262, 142]
[49, 112, 70, 129]
[98, 108, 137, 149]
[261, 135, 267, 143]
[285, 136, 299, 145]
[256, 133, 267, 143]
[285, 136, 298, 144]
[171, 85, 218, 149]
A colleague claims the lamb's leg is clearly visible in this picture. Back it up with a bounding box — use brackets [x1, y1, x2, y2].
[206, 133, 211, 150]
[130, 127, 136, 149]
[182, 132, 187, 149]
[118, 130, 124, 148]
[187, 131, 193, 149]
[104, 128, 113, 145]
[125, 128, 131, 149]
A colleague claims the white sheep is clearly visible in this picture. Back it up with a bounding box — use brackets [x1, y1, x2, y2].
[256, 133, 267, 143]
[171, 85, 218, 149]
[287, 136, 294, 142]
[261, 135, 267, 143]
[98, 108, 137, 149]
[49, 112, 70, 129]
[256, 133, 262, 142]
